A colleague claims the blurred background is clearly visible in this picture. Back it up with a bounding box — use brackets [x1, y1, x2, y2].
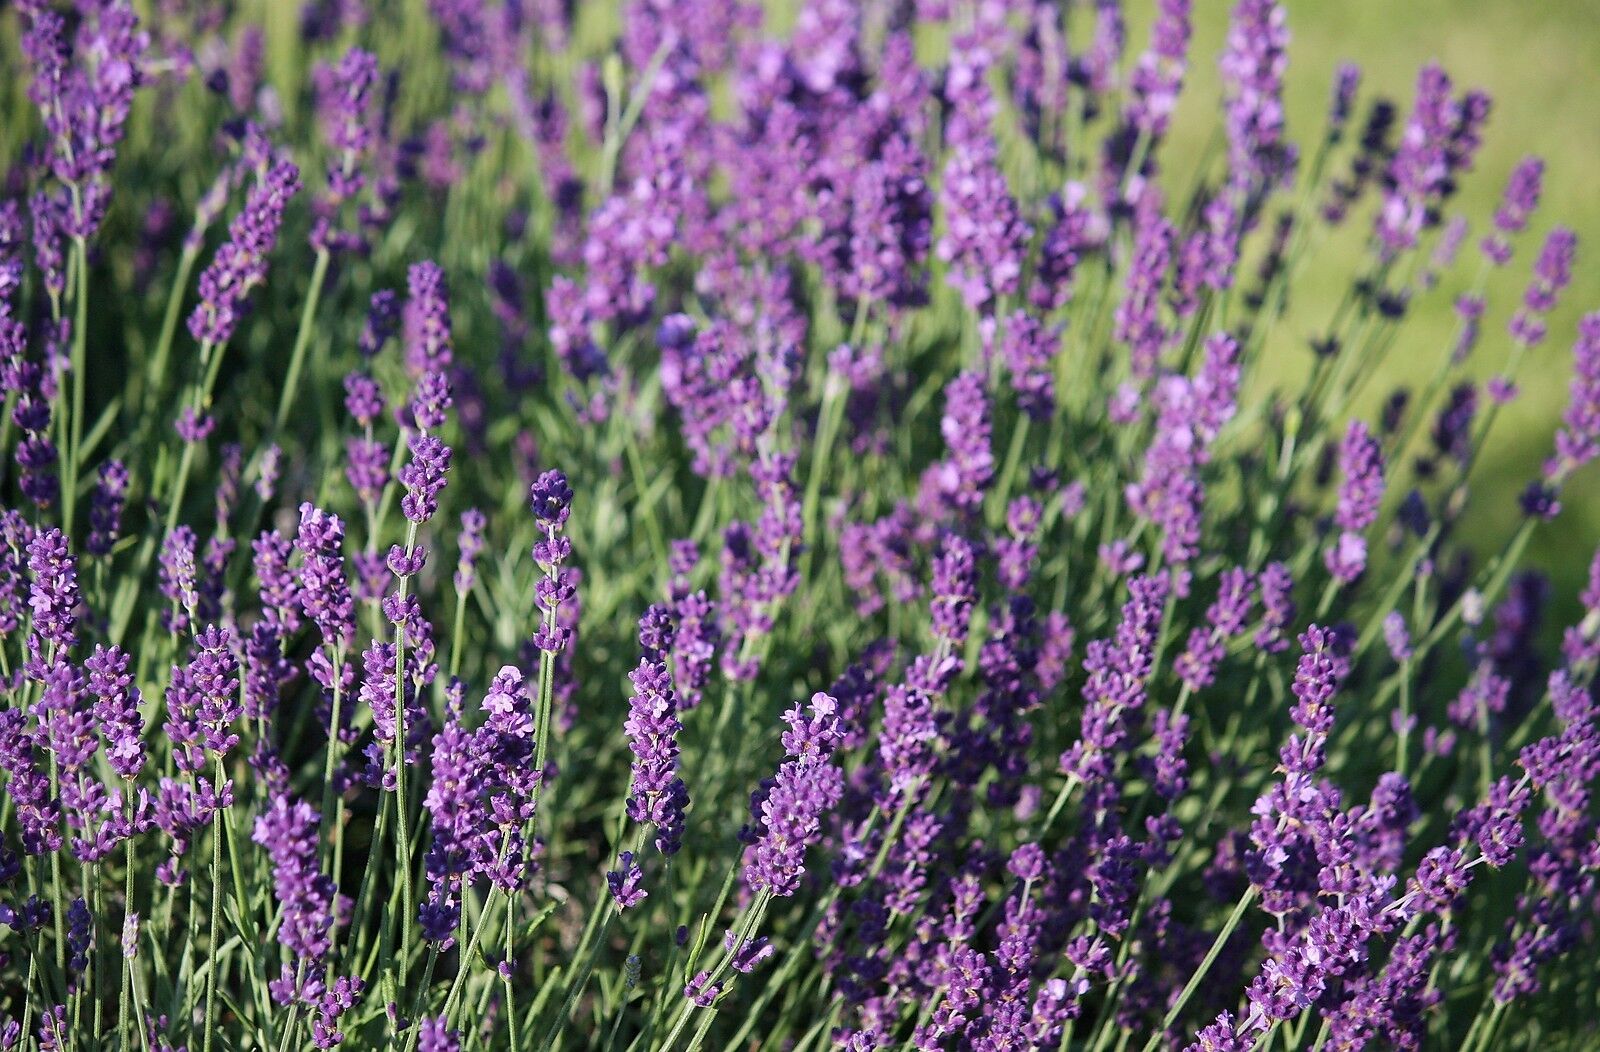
[1152, 0, 1600, 589]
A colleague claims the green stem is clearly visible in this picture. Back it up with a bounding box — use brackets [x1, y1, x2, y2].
[119, 830, 135, 1052]
[203, 762, 227, 1052]
[1142, 886, 1258, 1052]
[274, 249, 331, 432]
[64, 236, 89, 537]
[143, 245, 200, 419]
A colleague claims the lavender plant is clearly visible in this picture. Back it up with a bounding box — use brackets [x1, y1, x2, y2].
[0, 1, 1597, 1050]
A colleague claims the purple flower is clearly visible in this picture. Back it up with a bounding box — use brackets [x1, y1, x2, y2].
[416, 1017, 460, 1052]
[399, 433, 452, 524]
[87, 461, 130, 557]
[1455, 775, 1530, 867]
[18, 1, 148, 241]
[670, 586, 720, 711]
[1383, 611, 1413, 664]
[1183, 1012, 1251, 1052]
[1324, 420, 1385, 582]
[623, 607, 689, 855]
[360, 289, 400, 358]
[1377, 65, 1485, 258]
[404, 260, 454, 377]
[1509, 227, 1577, 348]
[26, 527, 80, 661]
[163, 624, 242, 773]
[1481, 156, 1544, 265]
[990, 311, 1059, 421]
[1031, 183, 1102, 312]
[158, 525, 199, 632]
[420, 709, 480, 944]
[1219, 0, 1293, 193]
[606, 851, 648, 909]
[936, 38, 1029, 312]
[86, 645, 144, 780]
[1127, 0, 1192, 140]
[840, 134, 933, 311]
[929, 535, 979, 649]
[1114, 207, 1172, 380]
[254, 790, 337, 1004]
[254, 529, 302, 634]
[346, 435, 388, 509]
[930, 371, 993, 516]
[310, 47, 380, 252]
[1175, 567, 1255, 691]
[454, 509, 487, 593]
[743, 692, 845, 897]
[187, 157, 302, 347]
[1545, 311, 1600, 484]
[1254, 560, 1297, 653]
[1061, 573, 1170, 784]
[296, 503, 356, 651]
[476, 666, 538, 891]
[529, 470, 577, 657]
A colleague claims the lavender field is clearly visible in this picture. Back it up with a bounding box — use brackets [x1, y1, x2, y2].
[0, 0, 1598, 1049]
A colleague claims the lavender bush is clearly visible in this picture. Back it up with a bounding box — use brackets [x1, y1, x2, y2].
[0, 1, 1596, 1049]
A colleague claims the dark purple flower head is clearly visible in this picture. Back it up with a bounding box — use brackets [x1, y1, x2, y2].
[296, 503, 356, 650]
[416, 1017, 460, 1052]
[1455, 775, 1530, 867]
[607, 851, 648, 909]
[343, 372, 385, 428]
[360, 289, 400, 358]
[1327, 63, 1361, 142]
[1376, 64, 1484, 258]
[87, 461, 130, 557]
[27, 527, 80, 661]
[529, 470, 574, 535]
[399, 433, 452, 524]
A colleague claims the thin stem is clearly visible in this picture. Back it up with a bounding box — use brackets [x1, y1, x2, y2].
[274, 249, 332, 432]
[203, 761, 228, 1052]
[64, 236, 89, 536]
[1142, 886, 1258, 1052]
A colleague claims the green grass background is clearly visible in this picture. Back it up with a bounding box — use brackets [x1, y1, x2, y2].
[1152, 0, 1600, 584]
